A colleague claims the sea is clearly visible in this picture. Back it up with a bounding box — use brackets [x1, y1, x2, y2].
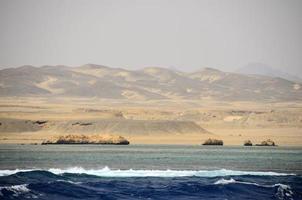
[0, 144, 301, 200]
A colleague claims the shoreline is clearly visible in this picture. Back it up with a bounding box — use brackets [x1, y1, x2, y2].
[1, 141, 301, 148]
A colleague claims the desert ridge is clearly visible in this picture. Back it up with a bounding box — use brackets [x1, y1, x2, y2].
[1, 65, 301, 101]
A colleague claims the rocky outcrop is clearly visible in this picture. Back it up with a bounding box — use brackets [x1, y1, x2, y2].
[202, 138, 223, 146]
[255, 139, 276, 146]
[34, 120, 48, 125]
[244, 140, 253, 146]
[42, 134, 129, 145]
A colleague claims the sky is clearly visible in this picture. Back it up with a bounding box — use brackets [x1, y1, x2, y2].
[0, 0, 301, 76]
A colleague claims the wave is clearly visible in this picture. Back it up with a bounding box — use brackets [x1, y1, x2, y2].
[0, 184, 31, 197]
[0, 167, 295, 177]
[214, 178, 237, 185]
[214, 178, 294, 200]
[0, 169, 34, 177]
[215, 178, 265, 186]
[0, 171, 299, 200]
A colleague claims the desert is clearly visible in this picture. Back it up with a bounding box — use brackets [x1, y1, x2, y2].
[0, 65, 301, 146]
[1, 1, 302, 199]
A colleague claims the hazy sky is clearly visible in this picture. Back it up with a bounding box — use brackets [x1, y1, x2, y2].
[0, 0, 301, 75]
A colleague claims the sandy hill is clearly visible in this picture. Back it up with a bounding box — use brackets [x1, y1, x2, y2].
[0, 118, 208, 136]
[0, 64, 301, 101]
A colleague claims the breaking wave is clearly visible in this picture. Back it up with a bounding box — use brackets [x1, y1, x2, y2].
[0, 184, 31, 197]
[0, 167, 294, 177]
[0, 169, 300, 200]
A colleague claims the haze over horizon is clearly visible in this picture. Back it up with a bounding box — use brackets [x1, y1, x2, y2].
[1, 0, 302, 77]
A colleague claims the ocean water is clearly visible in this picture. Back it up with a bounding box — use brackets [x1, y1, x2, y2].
[0, 144, 301, 199]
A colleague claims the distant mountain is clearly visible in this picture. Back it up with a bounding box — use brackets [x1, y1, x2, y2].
[237, 63, 302, 83]
[0, 64, 301, 101]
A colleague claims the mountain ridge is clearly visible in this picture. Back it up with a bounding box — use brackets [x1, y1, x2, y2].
[0, 64, 301, 101]
[236, 63, 302, 83]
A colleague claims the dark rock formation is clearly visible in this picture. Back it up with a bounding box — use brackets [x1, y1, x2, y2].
[34, 120, 48, 125]
[202, 138, 223, 146]
[244, 140, 253, 146]
[42, 134, 130, 145]
[255, 139, 276, 146]
[72, 122, 93, 126]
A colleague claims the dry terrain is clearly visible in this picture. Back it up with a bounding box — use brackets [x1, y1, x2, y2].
[1, 65, 301, 145]
[0, 97, 301, 146]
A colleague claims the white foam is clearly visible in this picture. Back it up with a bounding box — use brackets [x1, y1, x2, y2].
[214, 178, 294, 199]
[0, 184, 30, 197]
[275, 184, 294, 200]
[214, 178, 264, 186]
[0, 167, 295, 177]
[46, 167, 296, 177]
[214, 178, 236, 185]
[56, 179, 82, 184]
[0, 169, 33, 177]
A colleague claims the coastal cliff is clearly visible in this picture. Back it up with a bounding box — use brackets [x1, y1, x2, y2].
[42, 134, 130, 145]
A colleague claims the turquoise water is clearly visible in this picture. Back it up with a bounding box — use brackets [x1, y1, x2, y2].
[0, 145, 302, 199]
[0, 144, 301, 174]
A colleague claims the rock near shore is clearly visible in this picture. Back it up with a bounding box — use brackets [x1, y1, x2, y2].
[42, 134, 130, 145]
[244, 140, 253, 146]
[202, 138, 223, 146]
[256, 139, 276, 146]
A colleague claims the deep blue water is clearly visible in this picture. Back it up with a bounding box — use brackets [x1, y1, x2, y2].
[0, 171, 301, 200]
[0, 145, 301, 199]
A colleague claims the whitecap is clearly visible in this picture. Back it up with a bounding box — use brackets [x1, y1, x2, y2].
[0, 169, 34, 176]
[275, 184, 294, 200]
[214, 178, 263, 186]
[214, 178, 236, 185]
[0, 167, 295, 177]
[47, 167, 296, 177]
[0, 184, 30, 197]
[214, 178, 294, 199]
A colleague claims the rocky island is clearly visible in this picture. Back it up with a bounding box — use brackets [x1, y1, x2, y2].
[202, 138, 223, 146]
[42, 134, 130, 145]
[255, 139, 276, 146]
[244, 140, 253, 146]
